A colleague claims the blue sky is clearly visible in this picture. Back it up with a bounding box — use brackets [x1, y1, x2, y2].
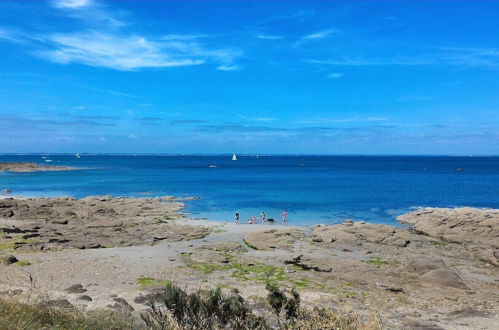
[0, 0, 498, 154]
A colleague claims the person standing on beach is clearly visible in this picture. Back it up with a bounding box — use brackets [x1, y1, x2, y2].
[281, 210, 287, 223]
[235, 212, 240, 224]
[260, 211, 266, 224]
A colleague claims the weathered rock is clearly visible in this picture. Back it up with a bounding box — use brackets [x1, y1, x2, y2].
[244, 228, 306, 250]
[405, 257, 447, 275]
[422, 269, 469, 290]
[46, 299, 73, 309]
[0, 196, 209, 250]
[78, 295, 93, 302]
[406, 320, 444, 329]
[448, 307, 491, 319]
[65, 284, 87, 293]
[0, 162, 76, 173]
[398, 207, 499, 248]
[107, 297, 134, 314]
[475, 247, 499, 267]
[311, 222, 414, 247]
[0, 255, 19, 265]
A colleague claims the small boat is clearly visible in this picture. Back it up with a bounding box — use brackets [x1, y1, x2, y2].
[232, 153, 237, 161]
[75, 153, 81, 159]
[45, 159, 53, 162]
[209, 165, 218, 168]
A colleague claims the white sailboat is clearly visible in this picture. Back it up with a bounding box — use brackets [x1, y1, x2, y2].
[75, 153, 81, 159]
[232, 153, 237, 161]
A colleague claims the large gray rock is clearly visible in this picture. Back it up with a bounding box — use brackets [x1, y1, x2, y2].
[422, 269, 469, 290]
[398, 207, 499, 248]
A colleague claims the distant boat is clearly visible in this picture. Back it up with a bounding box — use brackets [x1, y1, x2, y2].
[256, 154, 259, 158]
[75, 153, 81, 159]
[232, 154, 237, 161]
[45, 159, 53, 162]
[209, 165, 218, 168]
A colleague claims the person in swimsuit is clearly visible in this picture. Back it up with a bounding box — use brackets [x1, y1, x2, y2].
[235, 212, 240, 224]
[260, 211, 266, 224]
[281, 210, 287, 223]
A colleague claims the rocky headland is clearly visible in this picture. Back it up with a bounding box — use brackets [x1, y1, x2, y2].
[0, 198, 497, 329]
[0, 162, 77, 173]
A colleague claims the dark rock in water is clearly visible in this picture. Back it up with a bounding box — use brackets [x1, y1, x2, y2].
[1, 255, 19, 265]
[455, 168, 464, 172]
[65, 284, 87, 293]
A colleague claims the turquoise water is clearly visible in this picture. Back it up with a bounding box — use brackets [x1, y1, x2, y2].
[1, 155, 498, 226]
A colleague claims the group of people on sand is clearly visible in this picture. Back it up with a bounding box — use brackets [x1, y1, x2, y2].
[234, 210, 287, 224]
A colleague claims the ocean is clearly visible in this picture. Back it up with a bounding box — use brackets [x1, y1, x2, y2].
[1, 155, 498, 226]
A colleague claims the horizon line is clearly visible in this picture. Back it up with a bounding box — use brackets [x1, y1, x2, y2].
[1, 153, 498, 157]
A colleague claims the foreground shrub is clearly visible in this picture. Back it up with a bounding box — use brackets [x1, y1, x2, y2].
[0, 286, 381, 330]
[0, 297, 137, 330]
[265, 283, 300, 324]
[141, 284, 267, 329]
[142, 284, 381, 330]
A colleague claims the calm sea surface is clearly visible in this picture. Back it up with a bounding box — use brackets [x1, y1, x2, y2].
[1, 155, 498, 226]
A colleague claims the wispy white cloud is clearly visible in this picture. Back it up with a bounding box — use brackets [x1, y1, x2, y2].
[216, 64, 240, 71]
[256, 35, 284, 40]
[301, 29, 336, 40]
[38, 31, 206, 70]
[0, 1, 241, 71]
[161, 34, 207, 41]
[327, 72, 343, 79]
[297, 117, 389, 125]
[52, 0, 91, 9]
[253, 117, 275, 121]
[306, 47, 499, 68]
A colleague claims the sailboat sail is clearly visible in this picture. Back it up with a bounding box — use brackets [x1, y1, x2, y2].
[232, 154, 237, 161]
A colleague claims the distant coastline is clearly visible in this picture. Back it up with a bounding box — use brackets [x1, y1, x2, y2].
[0, 162, 78, 173]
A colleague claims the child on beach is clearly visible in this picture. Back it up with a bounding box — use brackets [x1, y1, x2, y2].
[281, 210, 287, 223]
[235, 212, 240, 224]
[260, 211, 266, 224]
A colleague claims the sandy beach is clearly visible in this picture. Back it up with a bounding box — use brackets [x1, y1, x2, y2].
[0, 195, 498, 329]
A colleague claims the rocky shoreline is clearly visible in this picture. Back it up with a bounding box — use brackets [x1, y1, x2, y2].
[0, 162, 77, 173]
[0, 197, 498, 329]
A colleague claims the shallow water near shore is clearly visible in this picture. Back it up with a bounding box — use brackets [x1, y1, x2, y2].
[1, 155, 499, 226]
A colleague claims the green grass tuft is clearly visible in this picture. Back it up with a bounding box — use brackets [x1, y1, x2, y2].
[243, 239, 258, 250]
[366, 256, 389, 265]
[137, 277, 172, 288]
